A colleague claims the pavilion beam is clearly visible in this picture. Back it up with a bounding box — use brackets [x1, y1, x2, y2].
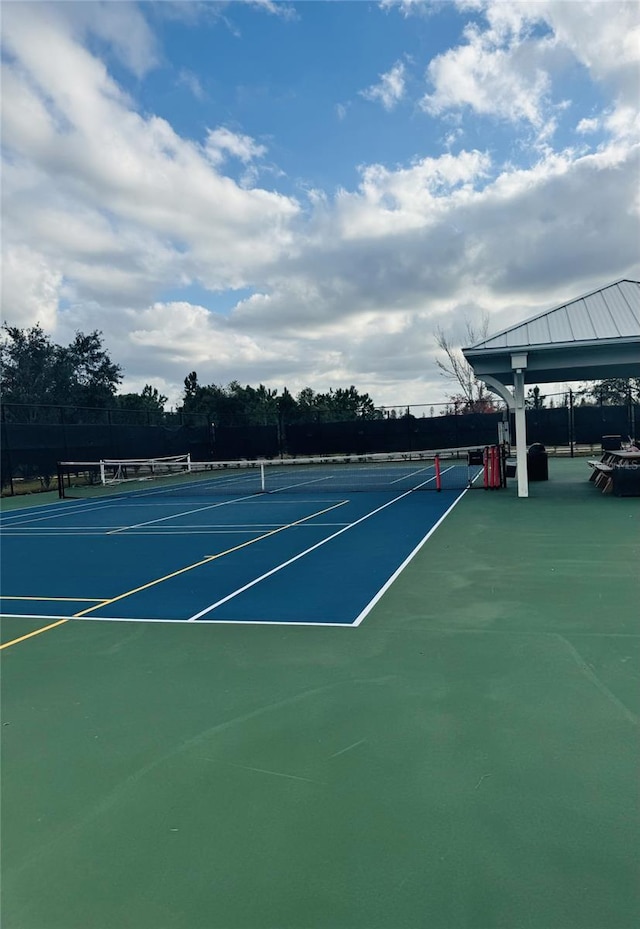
[481, 375, 515, 409]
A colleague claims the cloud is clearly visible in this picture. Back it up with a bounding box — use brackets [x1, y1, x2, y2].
[248, 0, 298, 20]
[576, 117, 599, 135]
[379, 0, 435, 17]
[205, 127, 268, 166]
[539, 0, 640, 104]
[1, 246, 63, 330]
[51, 0, 160, 78]
[1, 1, 299, 315]
[421, 9, 554, 127]
[1, 0, 638, 410]
[331, 149, 492, 239]
[360, 62, 407, 111]
[177, 69, 206, 100]
[421, 0, 640, 137]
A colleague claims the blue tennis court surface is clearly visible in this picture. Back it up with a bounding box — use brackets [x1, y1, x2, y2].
[0, 485, 469, 626]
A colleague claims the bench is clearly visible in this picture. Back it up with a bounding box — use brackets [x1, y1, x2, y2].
[588, 460, 614, 493]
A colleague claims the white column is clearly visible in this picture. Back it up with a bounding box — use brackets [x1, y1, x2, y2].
[513, 370, 528, 498]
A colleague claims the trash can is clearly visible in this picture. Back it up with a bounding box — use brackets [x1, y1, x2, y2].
[527, 443, 548, 481]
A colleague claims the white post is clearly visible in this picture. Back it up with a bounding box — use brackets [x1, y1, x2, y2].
[513, 370, 529, 498]
[260, 463, 266, 492]
[100, 461, 106, 485]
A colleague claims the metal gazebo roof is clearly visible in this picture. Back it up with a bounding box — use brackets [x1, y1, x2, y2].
[461, 279, 640, 497]
[462, 279, 640, 384]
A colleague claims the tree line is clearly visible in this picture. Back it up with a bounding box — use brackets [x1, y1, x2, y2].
[0, 324, 379, 425]
[2, 324, 637, 427]
[181, 372, 379, 425]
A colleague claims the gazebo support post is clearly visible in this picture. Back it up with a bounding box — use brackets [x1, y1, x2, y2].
[512, 369, 528, 498]
[481, 370, 529, 498]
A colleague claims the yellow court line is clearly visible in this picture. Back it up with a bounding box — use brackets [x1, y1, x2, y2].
[0, 619, 69, 651]
[0, 596, 106, 603]
[74, 500, 348, 619]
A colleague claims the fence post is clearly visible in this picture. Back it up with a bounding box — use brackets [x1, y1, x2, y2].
[1, 415, 15, 495]
[569, 389, 574, 457]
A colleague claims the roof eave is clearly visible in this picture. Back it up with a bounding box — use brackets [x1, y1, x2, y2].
[462, 334, 640, 359]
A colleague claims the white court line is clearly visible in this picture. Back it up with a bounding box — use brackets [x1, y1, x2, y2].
[107, 493, 261, 534]
[4, 612, 639, 633]
[269, 476, 335, 492]
[0, 496, 103, 519]
[0, 524, 353, 538]
[187, 467, 455, 622]
[353, 487, 469, 626]
[390, 465, 435, 485]
[0, 498, 119, 526]
[0, 612, 350, 627]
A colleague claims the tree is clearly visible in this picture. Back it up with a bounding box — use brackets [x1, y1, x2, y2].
[435, 316, 493, 412]
[1, 324, 122, 418]
[183, 370, 200, 400]
[65, 331, 122, 407]
[526, 386, 546, 409]
[180, 376, 383, 427]
[180, 374, 279, 426]
[584, 378, 640, 405]
[293, 385, 377, 422]
[325, 386, 377, 419]
[277, 387, 298, 421]
[116, 385, 168, 414]
[226, 381, 279, 425]
[1, 324, 66, 412]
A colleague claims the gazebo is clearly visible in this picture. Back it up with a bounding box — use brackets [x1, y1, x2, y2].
[462, 279, 640, 497]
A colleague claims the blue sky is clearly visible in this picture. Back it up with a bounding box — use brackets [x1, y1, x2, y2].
[2, 0, 639, 407]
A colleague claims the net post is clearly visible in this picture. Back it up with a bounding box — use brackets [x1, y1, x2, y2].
[483, 447, 489, 489]
[187, 453, 192, 472]
[100, 461, 106, 485]
[57, 463, 64, 499]
[260, 462, 266, 492]
[434, 454, 442, 491]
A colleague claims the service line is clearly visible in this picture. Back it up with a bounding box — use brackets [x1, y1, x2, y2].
[73, 500, 348, 618]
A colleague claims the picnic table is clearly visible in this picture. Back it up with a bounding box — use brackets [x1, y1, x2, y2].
[588, 448, 640, 495]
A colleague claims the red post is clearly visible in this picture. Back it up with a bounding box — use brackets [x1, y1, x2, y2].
[435, 454, 442, 491]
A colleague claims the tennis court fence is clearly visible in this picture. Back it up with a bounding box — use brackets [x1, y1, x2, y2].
[3, 399, 637, 495]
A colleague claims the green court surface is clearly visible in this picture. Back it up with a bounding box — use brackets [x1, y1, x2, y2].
[1, 458, 639, 929]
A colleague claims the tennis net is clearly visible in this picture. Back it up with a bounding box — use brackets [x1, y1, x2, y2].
[57, 447, 504, 499]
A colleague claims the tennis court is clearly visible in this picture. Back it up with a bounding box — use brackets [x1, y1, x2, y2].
[1, 450, 485, 628]
[1, 457, 638, 929]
